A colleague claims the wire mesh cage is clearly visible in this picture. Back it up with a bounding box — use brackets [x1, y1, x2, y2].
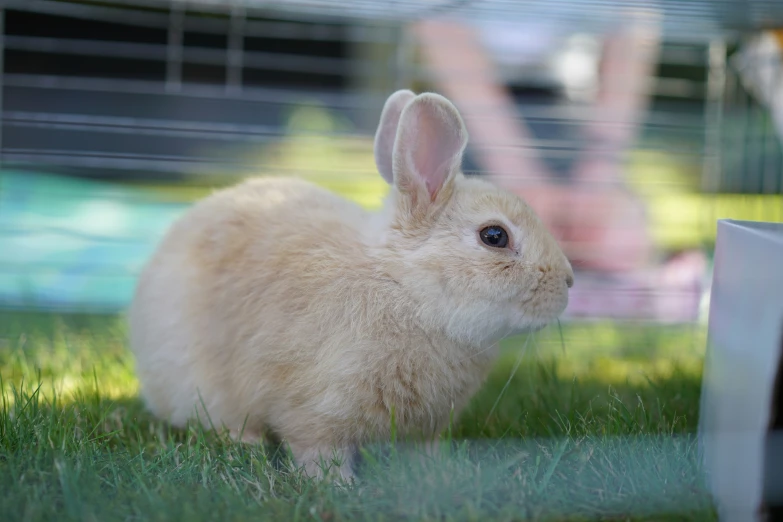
[1, 0, 783, 315]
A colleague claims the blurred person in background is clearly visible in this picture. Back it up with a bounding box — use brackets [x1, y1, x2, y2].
[412, 9, 706, 318]
[733, 28, 783, 147]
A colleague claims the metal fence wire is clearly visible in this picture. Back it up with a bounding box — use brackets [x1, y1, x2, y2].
[0, 0, 781, 186]
[1, 0, 783, 316]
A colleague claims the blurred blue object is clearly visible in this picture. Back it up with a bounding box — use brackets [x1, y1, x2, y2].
[0, 170, 187, 313]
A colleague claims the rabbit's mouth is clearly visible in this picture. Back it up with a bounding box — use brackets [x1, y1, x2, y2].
[506, 321, 550, 338]
[507, 297, 569, 336]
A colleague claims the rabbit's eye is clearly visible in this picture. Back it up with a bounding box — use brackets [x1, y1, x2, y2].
[479, 226, 509, 248]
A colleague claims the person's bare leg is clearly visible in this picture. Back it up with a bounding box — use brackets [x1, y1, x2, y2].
[581, 9, 662, 172]
[410, 20, 562, 229]
[289, 439, 356, 483]
[562, 10, 662, 272]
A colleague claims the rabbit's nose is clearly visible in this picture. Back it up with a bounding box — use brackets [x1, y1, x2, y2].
[562, 256, 574, 289]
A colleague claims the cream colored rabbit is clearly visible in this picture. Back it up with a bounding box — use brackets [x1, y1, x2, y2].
[128, 90, 573, 481]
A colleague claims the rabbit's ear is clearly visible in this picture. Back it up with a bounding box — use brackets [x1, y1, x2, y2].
[374, 90, 416, 184]
[392, 93, 468, 208]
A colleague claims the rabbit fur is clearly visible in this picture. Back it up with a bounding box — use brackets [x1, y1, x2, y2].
[128, 90, 574, 481]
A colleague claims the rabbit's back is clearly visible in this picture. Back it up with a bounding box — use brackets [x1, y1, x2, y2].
[129, 177, 370, 431]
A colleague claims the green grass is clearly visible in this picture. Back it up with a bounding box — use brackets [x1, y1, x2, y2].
[0, 312, 716, 521]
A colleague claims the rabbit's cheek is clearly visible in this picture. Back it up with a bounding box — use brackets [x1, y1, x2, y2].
[513, 273, 540, 301]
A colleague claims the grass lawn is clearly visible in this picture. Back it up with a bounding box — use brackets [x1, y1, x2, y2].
[0, 312, 716, 521]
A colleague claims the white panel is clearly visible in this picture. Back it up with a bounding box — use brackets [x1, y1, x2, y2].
[699, 219, 783, 522]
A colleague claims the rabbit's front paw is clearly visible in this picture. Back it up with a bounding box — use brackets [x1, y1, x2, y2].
[291, 442, 356, 483]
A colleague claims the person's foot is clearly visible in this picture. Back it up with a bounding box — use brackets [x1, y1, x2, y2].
[564, 249, 708, 322]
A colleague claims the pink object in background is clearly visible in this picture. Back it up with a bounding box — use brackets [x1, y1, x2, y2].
[565, 251, 707, 323]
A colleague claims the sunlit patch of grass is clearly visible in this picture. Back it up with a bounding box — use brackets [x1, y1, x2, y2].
[259, 133, 389, 210]
[0, 314, 137, 407]
[628, 148, 783, 251]
[125, 103, 390, 211]
[496, 321, 705, 387]
[123, 133, 388, 211]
